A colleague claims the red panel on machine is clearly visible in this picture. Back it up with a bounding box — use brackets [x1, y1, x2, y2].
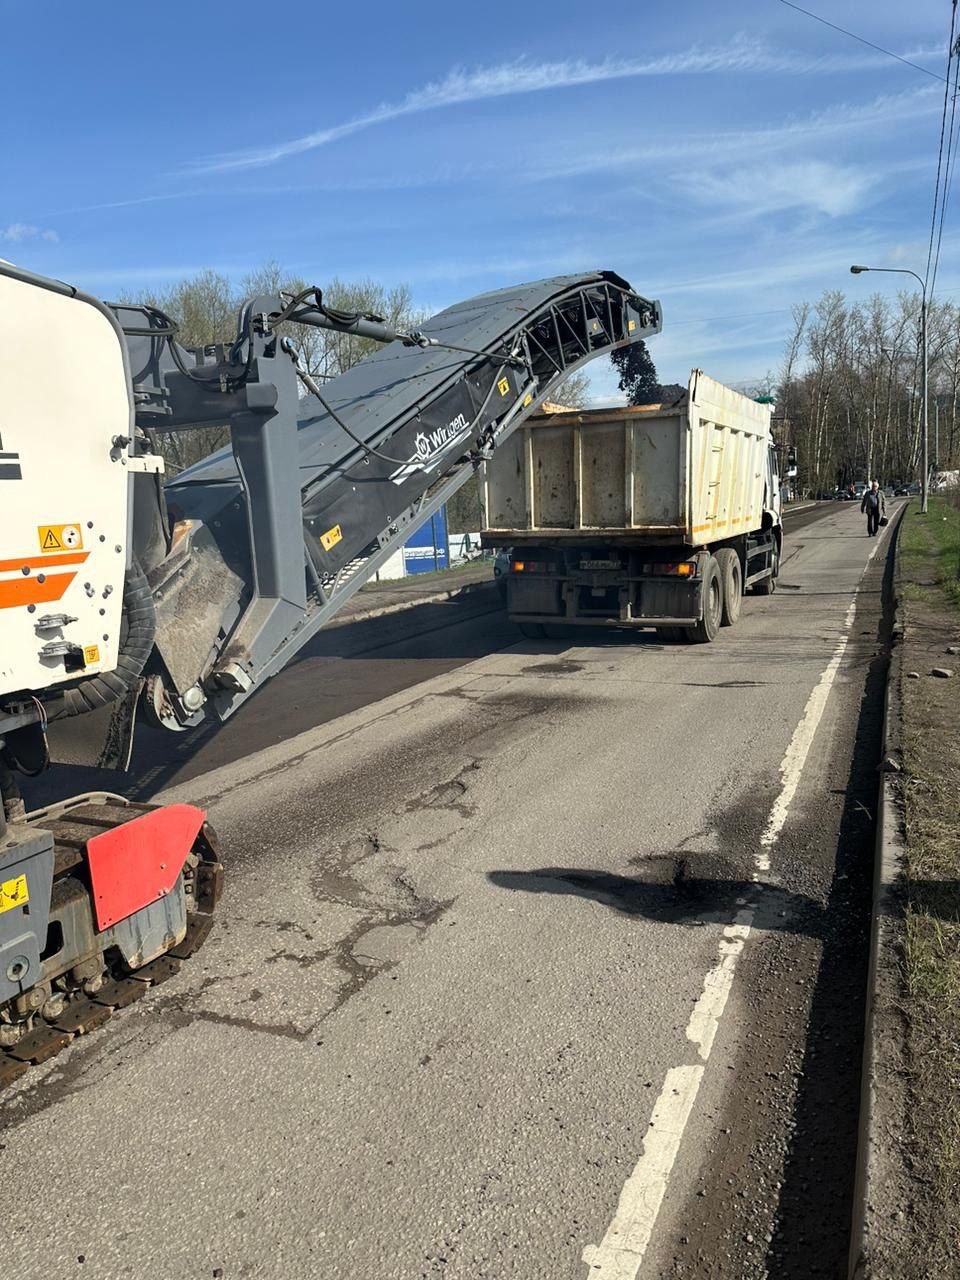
[86, 805, 206, 931]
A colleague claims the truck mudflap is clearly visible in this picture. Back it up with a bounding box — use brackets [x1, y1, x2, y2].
[0, 796, 222, 1090]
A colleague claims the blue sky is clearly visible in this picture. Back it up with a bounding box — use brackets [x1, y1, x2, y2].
[2, 0, 954, 400]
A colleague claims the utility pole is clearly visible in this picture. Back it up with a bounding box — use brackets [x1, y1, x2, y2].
[851, 265, 928, 512]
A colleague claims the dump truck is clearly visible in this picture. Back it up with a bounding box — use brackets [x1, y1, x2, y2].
[481, 370, 781, 641]
[0, 260, 660, 1085]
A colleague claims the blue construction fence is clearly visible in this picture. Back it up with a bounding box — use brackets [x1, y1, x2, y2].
[402, 507, 450, 575]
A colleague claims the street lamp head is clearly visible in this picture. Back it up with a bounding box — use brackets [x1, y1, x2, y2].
[850, 265, 870, 274]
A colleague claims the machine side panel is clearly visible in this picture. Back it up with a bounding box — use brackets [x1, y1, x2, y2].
[0, 271, 129, 694]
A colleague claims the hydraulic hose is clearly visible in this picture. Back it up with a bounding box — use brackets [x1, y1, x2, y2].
[47, 561, 156, 720]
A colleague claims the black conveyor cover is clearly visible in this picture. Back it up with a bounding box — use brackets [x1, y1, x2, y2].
[167, 271, 660, 577]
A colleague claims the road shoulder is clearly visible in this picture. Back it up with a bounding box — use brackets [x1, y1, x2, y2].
[853, 495, 960, 1279]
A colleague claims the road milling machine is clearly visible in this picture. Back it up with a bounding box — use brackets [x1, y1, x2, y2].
[0, 259, 660, 1085]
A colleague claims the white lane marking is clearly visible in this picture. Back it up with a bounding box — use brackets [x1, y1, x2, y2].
[582, 1066, 705, 1278]
[686, 910, 753, 1061]
[582, 531, 887, 1279]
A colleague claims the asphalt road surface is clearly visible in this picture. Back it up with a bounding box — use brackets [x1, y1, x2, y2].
[2, 501, 898, 1280]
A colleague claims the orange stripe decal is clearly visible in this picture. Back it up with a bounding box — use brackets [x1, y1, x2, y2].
[0, 572, 77, 609]
[0, 551, 89, 573]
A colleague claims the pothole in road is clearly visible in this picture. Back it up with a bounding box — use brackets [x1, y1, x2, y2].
[631, 850, 750, 891]
[519, 659, 585, 675]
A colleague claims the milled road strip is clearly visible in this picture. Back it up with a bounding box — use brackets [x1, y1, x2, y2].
[756, 582, 868, 876]
[582, 535, 885, 1279]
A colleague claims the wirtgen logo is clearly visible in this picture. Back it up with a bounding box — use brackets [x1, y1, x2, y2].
[391, 412, 472, 485]
[414, 413, 469, 462]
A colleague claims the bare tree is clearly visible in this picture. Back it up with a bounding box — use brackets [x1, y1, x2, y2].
[550, 370, 591, 407]
[118, 265, 423, 470]
[777, 287, 960, 494]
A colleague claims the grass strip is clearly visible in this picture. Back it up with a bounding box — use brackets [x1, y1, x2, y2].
[899, 493, 960, 1265]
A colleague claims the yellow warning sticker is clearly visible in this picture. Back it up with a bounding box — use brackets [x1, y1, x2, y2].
[523, 393, 533, 407]
[497, 377, 510, 397]
[320, 524, 343, 552]
[0, 874, 28, 915]
[38, 523, 83, 553]
[83, 644, 100, 666]
[628, 320, 637, 332]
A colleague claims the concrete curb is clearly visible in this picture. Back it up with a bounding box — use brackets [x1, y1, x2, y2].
[849, 514, 908, 1279]
[330, 575, 498, 629]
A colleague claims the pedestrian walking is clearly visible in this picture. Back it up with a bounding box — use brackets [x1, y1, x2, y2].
[860, 480, 886, 536]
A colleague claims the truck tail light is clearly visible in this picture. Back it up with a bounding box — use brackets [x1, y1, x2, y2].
[643, 562, 697, 577]
[512, 561, 550, 573]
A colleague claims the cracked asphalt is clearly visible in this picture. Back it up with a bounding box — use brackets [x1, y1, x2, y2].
[1, 503, 897, 1280]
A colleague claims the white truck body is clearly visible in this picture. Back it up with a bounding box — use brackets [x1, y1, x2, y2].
[481, 370, 782, 638]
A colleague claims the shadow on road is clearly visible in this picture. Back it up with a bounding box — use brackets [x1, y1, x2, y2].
[488, 867, 824, 936]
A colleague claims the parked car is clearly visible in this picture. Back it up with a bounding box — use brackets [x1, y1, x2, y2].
[894, 484, 911, 497]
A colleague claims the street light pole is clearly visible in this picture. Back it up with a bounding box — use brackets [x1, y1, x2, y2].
[851, 265, 929, 513]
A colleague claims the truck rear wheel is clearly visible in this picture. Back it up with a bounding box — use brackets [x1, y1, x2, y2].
[690, 556, 722, 643]
[715, 548, 742, 626]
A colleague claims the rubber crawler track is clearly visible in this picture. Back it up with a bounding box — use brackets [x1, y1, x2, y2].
[0, 804, 222, 1094]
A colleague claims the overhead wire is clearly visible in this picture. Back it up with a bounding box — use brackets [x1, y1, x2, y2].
[777, 1, 948, 82]
[929, 8, 960, 299]
[925, 2, 959, 296]
[782, 0, 960, 309]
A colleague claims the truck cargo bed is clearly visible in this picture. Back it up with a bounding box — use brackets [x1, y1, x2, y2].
[481, 370, 773, 548]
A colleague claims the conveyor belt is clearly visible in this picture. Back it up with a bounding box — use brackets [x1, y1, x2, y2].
[167, 272, 661, 580]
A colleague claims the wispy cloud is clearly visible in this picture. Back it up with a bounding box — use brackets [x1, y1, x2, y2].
[524, 83, 939, 185]
[42, 191, 203, 218]
[0, 223, 59, 244]
[683, 160, 874, 218]
[188, 38, 939, 175]
[647, 241, 890, 299]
